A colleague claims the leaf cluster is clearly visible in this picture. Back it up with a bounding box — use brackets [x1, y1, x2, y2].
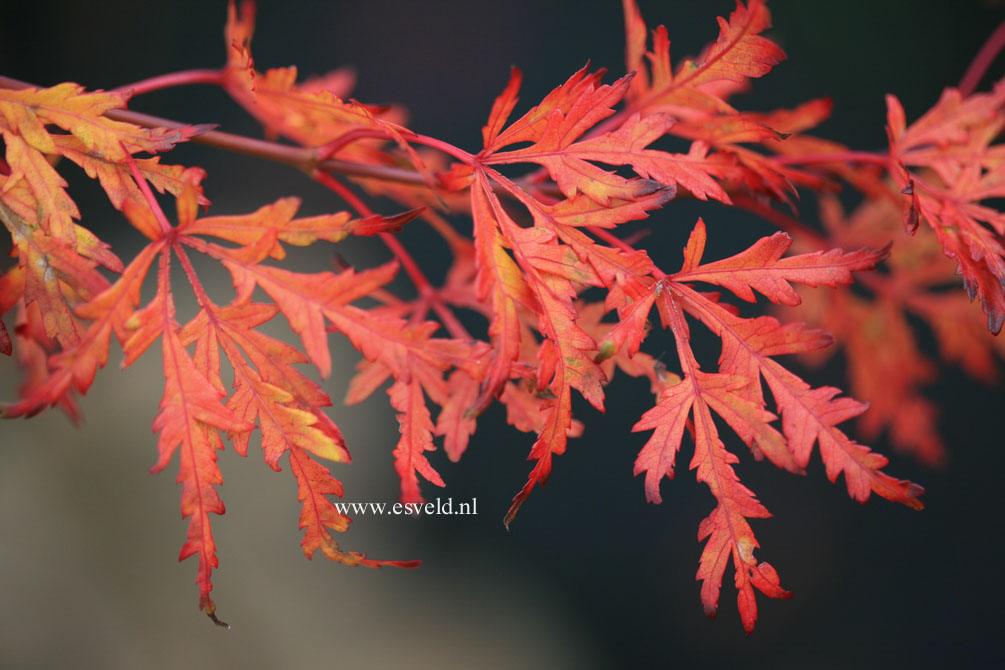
[1, 0, 1002, 631]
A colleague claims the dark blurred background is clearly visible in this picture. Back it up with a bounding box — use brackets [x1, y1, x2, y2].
[2, 1, 1004, 668]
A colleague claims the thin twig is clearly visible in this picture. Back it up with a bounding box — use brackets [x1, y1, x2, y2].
[959, 21, 1005, 97]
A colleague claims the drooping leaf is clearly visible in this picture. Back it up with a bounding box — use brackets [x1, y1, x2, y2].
[620, 218, 924, 628]
[147, 256, 254, 619]
[886, 80, 1005, 333]
[775, 194, 1003, 466]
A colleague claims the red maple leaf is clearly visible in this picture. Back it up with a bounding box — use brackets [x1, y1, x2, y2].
[886, 81, 1005, 334]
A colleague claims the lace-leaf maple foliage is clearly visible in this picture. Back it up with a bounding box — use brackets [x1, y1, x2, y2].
[0, 0, 1002, 632]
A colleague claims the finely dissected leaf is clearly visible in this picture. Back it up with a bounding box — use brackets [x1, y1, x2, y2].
[476, 55, 846, 542]
[389, 377, 445, 504]
[436, 370, 480, 462]
[622, 0, 784, 113]
[1, 126, 430, 616]
[214, 224, 418, 379]
[0, 165, 125, 349]
[3, 242, 161, 417]
[147, 257, 253, 618]
[480, 65, 620, 157]
[166, 169, 482, 510]
[0, 83, 195, 157]
[886, 80, 1005, 333]
[672, 218, 890, 306]
[53, 134, 208, 225]
[467, 174, 535, 411]
[676, 283, 924, 509]
[547, 182, 674, 229]
[619, 0, 833, 204]
[155, 332, 240, 617]
[1, 134, 78, 243]
[621, 218, 923, 628]
[482, 66, 523, 149]
[182, 197, 418, 259]
[227, 259, 381, 378]
[471, 65, 708, 520]
[0, 196, 108, 349]
[481, 68, 732, 205]
[222, 0, 434, 187]
[289, 445, 419, 568]
[179, 302, 350, 468]
[631, 375, 691, 501]
[633, 296, 790, 633]
[0, 77, 204, 392]
[210, 210, 486, 505]
[176, 302, 401, 565]
[469, 175, 607, 523]
[482, 70, 674, 205]
[223, 1, 388, 147]
[776, 194, 1004, 466]
[0, 83, 203, 241]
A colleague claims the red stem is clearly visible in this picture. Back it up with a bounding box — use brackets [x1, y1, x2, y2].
[121, 144, 174, 235]
[113, 69, 225, 97]
[317, 129, 392, 160]
[313, 171, 474, 340]
[959, 21, 1005, 97]
[411, 133, 475, 164]
[379, 231, 435, 297]
[317, 129, 473, 166]
[311, 170, 472, 341]
[173, 241, 215, 310]
[313, 170, 434, 296]
[772, 151, 890, 167]
[431, 300, 474, 341]
[588, 225, 667, 280]
[730, 194, 826, 246]
[0, 75, 431, 187]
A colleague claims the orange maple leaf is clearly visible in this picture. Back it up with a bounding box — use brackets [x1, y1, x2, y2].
[623, 219, 922, 630]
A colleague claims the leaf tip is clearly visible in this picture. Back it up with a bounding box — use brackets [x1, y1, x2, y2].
[207, 611, 231, 629]
[189, 123, 219, 137]
[502, 504, 519, 531]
